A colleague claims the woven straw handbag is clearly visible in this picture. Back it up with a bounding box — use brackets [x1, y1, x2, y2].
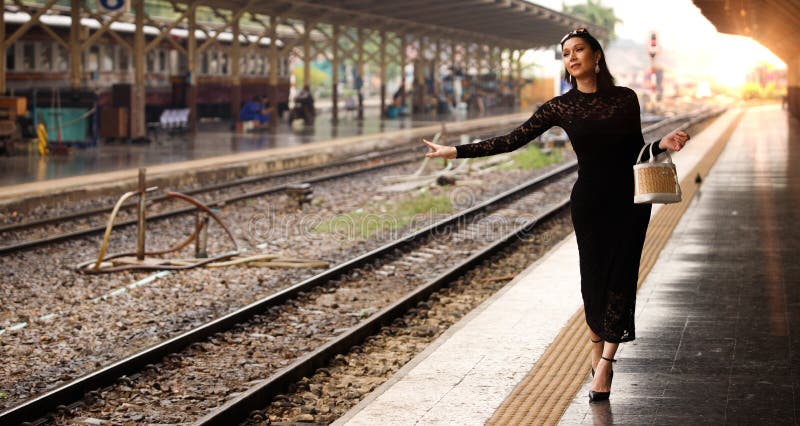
[633, 143, 681, 204]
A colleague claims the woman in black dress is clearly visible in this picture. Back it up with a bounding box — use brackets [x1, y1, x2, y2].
[422, 28, 690, 402]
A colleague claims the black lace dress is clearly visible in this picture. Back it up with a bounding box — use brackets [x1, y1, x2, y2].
[455, 86, 665, 343]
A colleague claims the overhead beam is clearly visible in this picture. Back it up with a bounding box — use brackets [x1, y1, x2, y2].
[185, 0, 604, 47]
[144, 4, 193, 52]
[3, 0, 58, 47]
[204, 0, 530, 50]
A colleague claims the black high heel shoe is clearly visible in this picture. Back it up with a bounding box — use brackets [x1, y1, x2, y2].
[588, 356, 616, 403]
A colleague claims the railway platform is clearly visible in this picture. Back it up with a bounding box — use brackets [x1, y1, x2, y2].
[335, 103, 798, 425]
[0, 106, 525, 209]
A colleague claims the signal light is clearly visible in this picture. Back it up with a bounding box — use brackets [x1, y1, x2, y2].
[648, 32, 658, 59]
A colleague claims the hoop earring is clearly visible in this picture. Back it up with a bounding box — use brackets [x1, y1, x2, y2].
[595, 63, 600, 74]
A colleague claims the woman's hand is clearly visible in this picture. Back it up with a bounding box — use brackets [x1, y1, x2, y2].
[422, 138, 457, 159]
[658, 129, 691, 152]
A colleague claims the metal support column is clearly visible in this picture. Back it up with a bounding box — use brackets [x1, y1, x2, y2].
[509, 49, 517, 83]
[303, 20, 312, 89]
[464, 42, 472, 81]
[69, 0, 82, 89]
[451, 40, 457, 74]
[268, 14, 278, 128]
[491, 46, 499, 79]
[505, 48, 512, 84]
[399, 34, 407, 107]
[488, 45, 493, 76]
[414, 36, 424, 114]
[187, 4, 198, 133]
[479, 44, 485, 75]
[131, 0, 145, 139]
[451, 41, 458, 105]
[379, 31, 386, 117]
[493, 46, 503, 98]
[433, 39, 441, 98]
[357, 28, 364, 120]
[331, 24, 339, 122]
[231, 17, 241, 127]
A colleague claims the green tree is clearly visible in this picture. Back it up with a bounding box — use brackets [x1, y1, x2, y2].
[562, 0, 622, 45]
[293, 64, 330, 88]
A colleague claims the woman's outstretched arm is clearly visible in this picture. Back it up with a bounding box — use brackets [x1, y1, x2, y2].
[423, 100, 558, 159]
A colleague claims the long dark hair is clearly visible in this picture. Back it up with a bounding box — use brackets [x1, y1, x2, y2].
[560, 31, 615, 91]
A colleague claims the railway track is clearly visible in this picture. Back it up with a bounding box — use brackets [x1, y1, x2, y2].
[1, 159, 579, 425]
[0, 144, 424, 255]
[0, 108, 723, 424]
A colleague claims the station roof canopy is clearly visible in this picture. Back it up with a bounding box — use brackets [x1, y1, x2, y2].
[693, 0, 800, 61]
[196, 0, 607, 49]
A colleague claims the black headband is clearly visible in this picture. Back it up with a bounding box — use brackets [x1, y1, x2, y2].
[560, 28, 601, 50]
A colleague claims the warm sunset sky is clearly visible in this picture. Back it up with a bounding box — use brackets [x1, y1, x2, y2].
[532, 0, 786, 87]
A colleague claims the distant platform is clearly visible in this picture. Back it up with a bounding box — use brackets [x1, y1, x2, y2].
[0, 106, 532, 209]
[0, 106, 522, 188]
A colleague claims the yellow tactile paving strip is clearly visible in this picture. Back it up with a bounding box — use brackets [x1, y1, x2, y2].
[487, 110, 745, 426]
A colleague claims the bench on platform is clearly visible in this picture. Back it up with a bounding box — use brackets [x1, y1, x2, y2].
[159, 108, 190, 131]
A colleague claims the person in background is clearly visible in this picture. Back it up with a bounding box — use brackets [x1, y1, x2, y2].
[297, 85, 315, 117]
[239, 95, 269, 126]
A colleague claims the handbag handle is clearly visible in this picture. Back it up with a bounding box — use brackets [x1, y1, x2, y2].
[636, 142, 673, 165]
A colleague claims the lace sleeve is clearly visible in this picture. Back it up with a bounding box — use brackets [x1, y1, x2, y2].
[628, 89, 666, 161]
[455, 100, 558, 158]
